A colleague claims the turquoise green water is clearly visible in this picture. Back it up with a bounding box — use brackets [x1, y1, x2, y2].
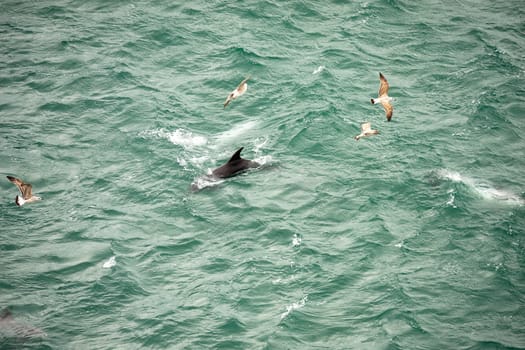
[1, 0, 524, 348]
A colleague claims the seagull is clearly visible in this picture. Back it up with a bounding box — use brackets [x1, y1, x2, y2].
[224, 76, 249, 108]
[370, 72, 393, 121]
[354, 122, 379, 141]
[6, 176, 41, 206]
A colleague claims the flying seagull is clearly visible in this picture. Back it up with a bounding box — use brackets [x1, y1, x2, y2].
[370, 72, 393, 121]
[355, 122, 379, 141]
[224, 77, 249, 108]
[6, 176, 41, 206]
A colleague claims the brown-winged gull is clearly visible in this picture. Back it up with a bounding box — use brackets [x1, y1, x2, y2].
[370, 72, 393, 121]
[6, 176, 41, 206]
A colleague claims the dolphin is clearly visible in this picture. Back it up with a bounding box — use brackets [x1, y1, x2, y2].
[212, 147, 260, 178]
[190, 147, 260, 191]
[0, 308, 47, 340]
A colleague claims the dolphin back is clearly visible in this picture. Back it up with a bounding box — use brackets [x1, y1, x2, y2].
[212, 147, 259, 179]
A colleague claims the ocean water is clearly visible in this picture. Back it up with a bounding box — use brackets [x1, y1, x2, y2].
[1, 0, 524, 349]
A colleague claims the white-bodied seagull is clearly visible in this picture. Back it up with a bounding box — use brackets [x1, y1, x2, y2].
[224, 77, 249, 108]
[354, 122, 379, 141]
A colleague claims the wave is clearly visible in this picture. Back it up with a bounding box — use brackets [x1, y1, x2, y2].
[437, 169, 523, 205]
[280, 295, 308, 321]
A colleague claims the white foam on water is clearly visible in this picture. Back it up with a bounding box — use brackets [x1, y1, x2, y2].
[292, 234, 302, 247]
[140, 128, 207, 149]
[253, 155, 273, 167]
[253, 137, 269, 154]
[190, 176, 224, 191]
[214, 120, 259, 147]
[189, 155, 210, 166]
[446, 189, 457, 208]
[439, 169, 463, 183]
[438, 169, 523, 205]
[176, 156, 188, 168]
[312, 65, 325, 74]
[280, 295, 308, 321]
[102, 256, 116, 268]
[167, 129, 207, 148]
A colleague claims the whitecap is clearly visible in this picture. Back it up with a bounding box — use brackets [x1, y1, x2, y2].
[102, 256, 116, 269]
[446, 189, 457, 208]
[292, 234, 302, 247]
[280, 295, 308, 321]
[438, 169, 523, 205]
[167, 129, 207, 148]
[312, 65, 325, 74]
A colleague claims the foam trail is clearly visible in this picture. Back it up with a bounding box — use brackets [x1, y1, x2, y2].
[438, 169, 523, 205]
[213, 120, 259, 147]
[190, 175, 225, 192]
[167, 129, 207, 148]
[140, 128, 207, 149]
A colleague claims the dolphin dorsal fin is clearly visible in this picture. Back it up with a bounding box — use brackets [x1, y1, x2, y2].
[227, 147, 244, 163]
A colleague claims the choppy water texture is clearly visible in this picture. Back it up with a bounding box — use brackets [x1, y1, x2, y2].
[1, 0, 524, 349]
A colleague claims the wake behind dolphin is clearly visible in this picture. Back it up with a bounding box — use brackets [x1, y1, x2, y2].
[435, 169, 524, 205]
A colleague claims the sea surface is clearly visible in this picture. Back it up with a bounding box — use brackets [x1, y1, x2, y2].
[1, 0, 524, 349]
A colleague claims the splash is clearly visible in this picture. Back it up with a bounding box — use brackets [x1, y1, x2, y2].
[280, 295, 308, 321]
[102, 256, 116, 268]
[166, 129, 207, 148]
[292, 234, 302, 247]
[312, 65, 325, 74]
[190, 175, 225, 192]
[446, 189, 457, 208]
[140, 128, 207, 149]
[438, 169, 523, 205]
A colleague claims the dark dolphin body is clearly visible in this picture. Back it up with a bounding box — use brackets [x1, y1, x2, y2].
[212, 147, 260, 178]
[0, 308, 47, 342]
[191, 147, 260, 191]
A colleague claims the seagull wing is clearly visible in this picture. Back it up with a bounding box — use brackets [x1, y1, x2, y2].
[381, 101, 393, 120]
[224, 92, 233, 108]
[236, 77, 249, 95]
[378, 72, 389, 97]
[224, 77, 249, 108]
[7, 176, 33, 199]
[361, 122, 372, 132]
[237, 77, 249, 90]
